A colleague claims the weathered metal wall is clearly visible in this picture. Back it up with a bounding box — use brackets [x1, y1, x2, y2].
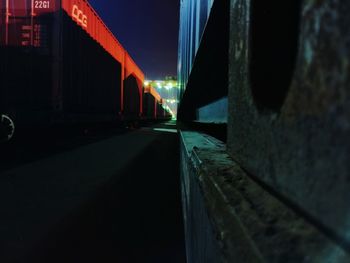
[180, 131, 350, 263]
[180, 132, 223, 263]
[228, 0, 350, 249]
[177, 0, 229, 123]
[179, 0, 350, 261]
[177, 0, 215, 96]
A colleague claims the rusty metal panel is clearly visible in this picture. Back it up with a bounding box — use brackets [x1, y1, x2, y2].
[228, 0, 350, 250]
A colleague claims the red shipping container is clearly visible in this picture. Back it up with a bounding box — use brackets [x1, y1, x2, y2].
[0, 0, 145, 125]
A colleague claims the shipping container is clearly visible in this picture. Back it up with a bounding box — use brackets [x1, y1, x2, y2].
[178, 0, 215, 97]
[142, 85, 171, 121]
[143, 86, 161, 120]
[156, 102, 165, 119]
[0, 0, 144, 128]
[123, 75, 141, 120]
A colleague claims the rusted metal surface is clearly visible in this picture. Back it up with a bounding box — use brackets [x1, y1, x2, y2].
[228, 0, 350, 249]
[180, 131, 350, 262]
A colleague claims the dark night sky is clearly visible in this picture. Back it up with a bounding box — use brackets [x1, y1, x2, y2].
[88, 0, 180, 80]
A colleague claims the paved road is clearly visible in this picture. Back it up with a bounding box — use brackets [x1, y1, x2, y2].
[0, 121, 186, 262]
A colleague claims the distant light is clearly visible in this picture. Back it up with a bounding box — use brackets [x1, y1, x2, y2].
[144, 81, 150, 86]
[157, 82, 162, 88]
[164, 82, 176, 90]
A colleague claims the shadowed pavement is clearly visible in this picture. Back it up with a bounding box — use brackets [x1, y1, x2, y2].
[0, 121, 186, 262]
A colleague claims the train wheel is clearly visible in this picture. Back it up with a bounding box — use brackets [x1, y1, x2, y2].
[0, 114, 15, 142]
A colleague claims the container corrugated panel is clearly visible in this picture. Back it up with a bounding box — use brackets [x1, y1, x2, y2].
[123, 75, 141, 119]
[0, 0, 144, 124]
[0, 0, 57, 47]
[62, 0, 124, 62]
[0, 0, 5, 44]
[178, 0, 215, 96]
[0, 47, 52, 124]
[143, 92, 156, 120]
[143, 86, 163, 119]
[156, 103, 165, 119]
[144, 86, 161, 103]
[0, 2, 55, 122]
[61, 0, 144, 83]
[0, 0, 144, 82]
[61, 11, 121, 119]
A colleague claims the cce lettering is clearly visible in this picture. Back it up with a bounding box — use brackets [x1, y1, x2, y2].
[72, 5, 87, 28]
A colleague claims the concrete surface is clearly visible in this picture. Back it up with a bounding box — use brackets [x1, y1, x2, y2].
[0, 121, 185, 262]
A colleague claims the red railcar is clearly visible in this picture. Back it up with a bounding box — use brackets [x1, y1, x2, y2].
[143, 86, 160, 120]
[143, 85, 172, 121]
[0, 0, 145, 139]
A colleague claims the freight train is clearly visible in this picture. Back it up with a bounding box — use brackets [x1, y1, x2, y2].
[0, 0, 171, 141]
